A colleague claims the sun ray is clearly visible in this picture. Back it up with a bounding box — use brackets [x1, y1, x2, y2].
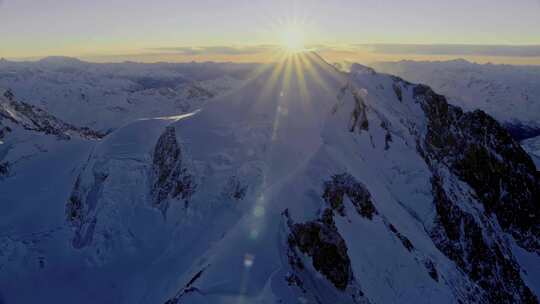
[292, 54, 310, 102]
[297, 52, 333, 94]
[243, 50, 287, 82]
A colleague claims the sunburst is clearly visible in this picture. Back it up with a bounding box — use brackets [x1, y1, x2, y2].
[280, 26, 306, 53]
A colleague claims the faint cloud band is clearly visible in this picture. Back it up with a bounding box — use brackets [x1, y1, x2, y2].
[360, 44, 540, 57]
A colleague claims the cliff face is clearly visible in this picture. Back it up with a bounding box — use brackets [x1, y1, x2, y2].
[416, 85, 539, 251]
[151, 126, 196, 214]
[414, 84, 539, 303]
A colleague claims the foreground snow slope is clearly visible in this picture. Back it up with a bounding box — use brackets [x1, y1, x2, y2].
[371, 60, 540, 139]
[1, 54, 539, 304]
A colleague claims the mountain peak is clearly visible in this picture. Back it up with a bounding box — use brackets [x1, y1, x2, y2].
[349, 63, 377, 75]
[38, 56, 84, 65]
[446, 58, 472, 65]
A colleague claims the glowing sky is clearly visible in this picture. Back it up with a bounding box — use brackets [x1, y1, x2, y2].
[1, 0, 540, 64]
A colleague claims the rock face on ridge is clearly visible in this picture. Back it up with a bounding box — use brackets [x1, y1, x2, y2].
[151, 126, 196, 213]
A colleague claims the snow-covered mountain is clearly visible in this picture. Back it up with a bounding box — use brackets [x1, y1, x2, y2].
[0, 58, 252, 132]
[1, 54, 539, 304]
[371, 60, 540, 140]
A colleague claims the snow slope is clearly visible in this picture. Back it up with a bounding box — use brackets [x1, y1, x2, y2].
[1, 54, 539, 304]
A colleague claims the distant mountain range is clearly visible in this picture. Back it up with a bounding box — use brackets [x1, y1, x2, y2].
[0, 57, 254, 132]
[371, 59, 540, 140]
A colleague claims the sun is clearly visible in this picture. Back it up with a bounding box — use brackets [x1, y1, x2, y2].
[280, 27, 306, 53]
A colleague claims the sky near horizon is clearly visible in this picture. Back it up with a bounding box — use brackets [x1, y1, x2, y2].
[1, 0, 540, 64]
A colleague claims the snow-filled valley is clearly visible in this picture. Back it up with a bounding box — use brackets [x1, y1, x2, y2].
[1, 54, 539, 304]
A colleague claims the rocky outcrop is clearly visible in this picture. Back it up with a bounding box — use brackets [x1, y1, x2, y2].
[0, 125, 11, 139]
[151, 126, 196, 213]
[66, 176, 84, 225]
[65, 171, 108, 249]
[380, 121, 393, 150]
[415, 84, 540, 255]
[222, 176, 247, 201]
[392, 82, 403, 102]
[0, 162, 9, 178]
[164, 266, 208, 304]
[349, 89, 369, 133]
[287, 209, 353, 291]
[284, 208, 370, 304]
[388, 223, 414, 252]
[322, 173, 377, 219]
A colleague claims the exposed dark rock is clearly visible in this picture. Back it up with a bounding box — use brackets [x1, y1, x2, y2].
[381, 121, 393, 150]
[423, 259, 439, 282]
[392, 83, 403, 102]
[412, 83, 540, 302]
[323, 173, 377, 219]
[349, 90, 369, 133]
[38, 257, 45, 269]
[287, 210, 353, 291]
[0, 126, 11, 139]
[66, 176, 84, 223]
[386, 222, 444, 283]
[414, 84, 540, 255]
[388, 74, 413, 86]
[3, 89, 14, 101]
[384, 132, 392, 150]
[388, 224, 414, 252]
[429, 175, 537, 304]
[284, 209, 370, 303]
[285, 272, 304, 289]
[164, 266, 208, 303]
[65, 171, 108, 249]
[0, 162, 9, 178]
[151, 126, 196, 213]
[222, 176, 247, 201]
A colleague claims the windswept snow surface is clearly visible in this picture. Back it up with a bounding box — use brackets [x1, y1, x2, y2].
[1, 54, 539, 303]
